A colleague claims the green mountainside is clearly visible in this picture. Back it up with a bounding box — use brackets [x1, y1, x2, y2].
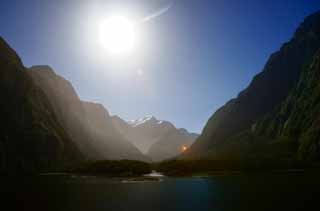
[184, 11, 320, 163]
[255, 50, 320, 161]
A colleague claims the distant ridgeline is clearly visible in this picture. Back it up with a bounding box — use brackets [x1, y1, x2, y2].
[2, 11, 320, 175]
[111, 115, 198, 161]
[184, 11, 320, 166]
[27, 67, 149, 162]
[0, 35, 196, 174]
[0, 36, 151, 174]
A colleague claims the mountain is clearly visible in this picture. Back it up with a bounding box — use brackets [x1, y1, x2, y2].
[147, 128, 198, 161]
[28, 66, 99, 160]
[254, 50, 320, 161]
[112, 115, 176, 154]
[0, 37, 82, 174]
[200, 50, 320, 165]
[28, 66, 148, 161]
[112, 115, 198, 161]
[82, 102, 148, 161]
[184, 11, 320, 161]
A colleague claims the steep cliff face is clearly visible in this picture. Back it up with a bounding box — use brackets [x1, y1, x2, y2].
[185, 11, 320, 159]
[0, 37, 82, 174]
[200, 50, 320, 164]
[82, 102, 149, 161]
[255, 50, 320, 161]
[28, 66, 99, 160]
[28, 67, 148, 161]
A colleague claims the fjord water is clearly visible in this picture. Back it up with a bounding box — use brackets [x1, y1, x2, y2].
[2, 173, 320, 211]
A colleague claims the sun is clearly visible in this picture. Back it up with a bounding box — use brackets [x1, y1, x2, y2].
[99, 16, 136, 55]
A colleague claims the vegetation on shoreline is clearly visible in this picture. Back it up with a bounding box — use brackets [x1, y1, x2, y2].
[70, 160, 151, 177]
[154, 159, 320, 176]
[64, 158, 320, 178]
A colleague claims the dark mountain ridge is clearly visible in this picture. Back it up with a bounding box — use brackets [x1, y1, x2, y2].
[255, 50, 320, 161]
[28, 65, 99, 160]
[185, 11, 320, 161]
[28, 66, 148, 162]
[0, 37, 82, 174]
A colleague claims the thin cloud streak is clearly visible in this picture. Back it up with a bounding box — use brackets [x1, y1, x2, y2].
[142, 2, 173, 22]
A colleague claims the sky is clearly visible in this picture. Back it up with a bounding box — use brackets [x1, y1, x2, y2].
[1, 0, 320, 133]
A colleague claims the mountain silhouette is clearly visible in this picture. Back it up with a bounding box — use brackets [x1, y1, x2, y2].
[184, 11, 320, 162]
[0, 37, 82, 174]
[29, 66, 148, 161]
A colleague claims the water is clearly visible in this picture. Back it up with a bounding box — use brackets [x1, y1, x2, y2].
[2, 173, 320, 211]
[143, 170, 165, 177]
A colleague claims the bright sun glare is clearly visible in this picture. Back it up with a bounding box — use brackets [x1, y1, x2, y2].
[99, 16, 136, 55]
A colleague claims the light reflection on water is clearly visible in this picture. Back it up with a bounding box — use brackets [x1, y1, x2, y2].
[2, 173, 320, 211]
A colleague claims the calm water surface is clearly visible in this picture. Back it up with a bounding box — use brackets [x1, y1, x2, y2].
[2, 173, 320, 211]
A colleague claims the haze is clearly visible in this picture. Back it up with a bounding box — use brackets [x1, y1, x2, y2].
[1, 0, 319, 133]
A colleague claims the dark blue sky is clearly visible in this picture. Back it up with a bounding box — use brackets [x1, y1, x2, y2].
[1, 0, 320, 133]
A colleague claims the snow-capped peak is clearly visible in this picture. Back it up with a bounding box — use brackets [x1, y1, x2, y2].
[128, 115, 162, 127]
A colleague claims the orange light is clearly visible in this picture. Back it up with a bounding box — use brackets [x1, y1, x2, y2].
[181, 145, 188, 152]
